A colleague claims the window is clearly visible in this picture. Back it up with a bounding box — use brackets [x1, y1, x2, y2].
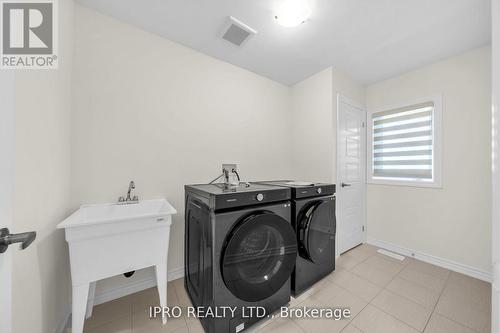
[367, 96, 442, 187]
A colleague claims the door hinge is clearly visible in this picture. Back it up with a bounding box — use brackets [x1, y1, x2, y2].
[362, 122, 365, 128]
[362, 225, 365, 232]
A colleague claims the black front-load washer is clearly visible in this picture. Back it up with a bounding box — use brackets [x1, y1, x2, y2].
[184, 183, 296, 333]
[256, 181, 336, 296]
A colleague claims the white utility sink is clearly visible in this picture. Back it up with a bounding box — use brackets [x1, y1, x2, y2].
[58, 199, 176, 228]
[57, 199, 177, 333]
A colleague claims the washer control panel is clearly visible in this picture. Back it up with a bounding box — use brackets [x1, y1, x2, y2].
[292, 184, 335, 199]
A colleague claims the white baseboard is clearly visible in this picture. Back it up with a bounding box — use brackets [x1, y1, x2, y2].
[493, 283, 499, 333]
[58, 266, 185, 332]
[167, 266, 185, 281]
[367, 237, 492, 283]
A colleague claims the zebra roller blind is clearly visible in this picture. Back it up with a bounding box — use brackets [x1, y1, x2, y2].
[371, 102, 434, 180]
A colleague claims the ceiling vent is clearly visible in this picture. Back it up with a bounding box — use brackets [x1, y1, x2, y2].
[221, 16, 257, 47]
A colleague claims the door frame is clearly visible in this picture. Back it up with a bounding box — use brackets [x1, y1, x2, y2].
[0, 72, 15, 333]
[492, 0, 499, 331]
[335, 94, 367, 257]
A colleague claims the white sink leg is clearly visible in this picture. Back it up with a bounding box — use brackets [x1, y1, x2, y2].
[86, 282, 96, 318]
[155, 263, 168, 325]
[72, 283, 90, 333]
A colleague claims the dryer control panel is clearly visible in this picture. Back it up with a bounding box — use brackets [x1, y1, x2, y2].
[253, 181, 335, 199]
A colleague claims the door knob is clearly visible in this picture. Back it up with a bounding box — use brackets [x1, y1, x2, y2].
[341, 182, 352, 188]
[0, 228, 36, 254]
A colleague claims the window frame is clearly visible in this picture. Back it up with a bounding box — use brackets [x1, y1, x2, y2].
[367, 95, 443, 188]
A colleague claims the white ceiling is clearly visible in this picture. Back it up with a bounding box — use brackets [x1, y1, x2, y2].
[76, 0, 491, 85]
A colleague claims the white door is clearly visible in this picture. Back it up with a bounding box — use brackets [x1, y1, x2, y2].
[337, 95, 366, 255]
[0, 72, 15, 333]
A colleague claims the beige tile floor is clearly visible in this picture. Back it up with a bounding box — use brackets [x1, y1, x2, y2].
[78, 244, 491, 333]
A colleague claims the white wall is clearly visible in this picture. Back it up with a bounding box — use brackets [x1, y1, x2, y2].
[366, 47, 492, 274]
[333, 71, 365, 107]
[290, 68, 365, 182]
[0, 72, 15, 333]
[492, 0, 500, 330]
[11, 0, 75, 332]
[71, 5, 293, 295]
[290, 68, 334, 182]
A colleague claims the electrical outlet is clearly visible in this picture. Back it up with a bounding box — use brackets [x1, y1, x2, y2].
[222, 164, 237, 175]
[222, 164, 238, 184]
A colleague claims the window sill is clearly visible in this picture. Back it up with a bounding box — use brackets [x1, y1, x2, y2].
[367, 178, 442, 189]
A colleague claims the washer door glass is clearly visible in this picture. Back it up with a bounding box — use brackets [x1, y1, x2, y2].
[298, 199, 335, 264]
[221, 211, 297, 302]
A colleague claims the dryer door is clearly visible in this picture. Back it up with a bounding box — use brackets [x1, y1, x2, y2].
[297, 198, 336, 264]
[221, 211, 297, 302]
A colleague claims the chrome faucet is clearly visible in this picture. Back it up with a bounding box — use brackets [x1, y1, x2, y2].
[126, 181, 135, 200]
[118, 181, 139, 204]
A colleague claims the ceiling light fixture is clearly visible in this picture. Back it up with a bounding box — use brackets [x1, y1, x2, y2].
[274, 0, 312, 28]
